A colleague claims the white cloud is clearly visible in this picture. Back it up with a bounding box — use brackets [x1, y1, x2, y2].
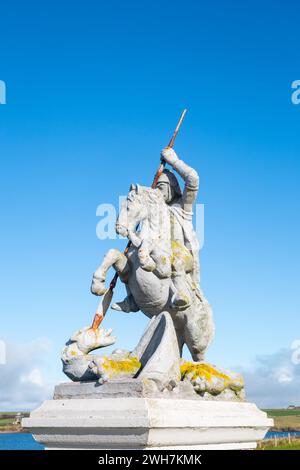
[236, 348, 300, 409]
[20, 368, 44, 387]
[0, 338, 55, 411]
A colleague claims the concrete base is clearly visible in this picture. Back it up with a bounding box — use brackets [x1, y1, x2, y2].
[23, 381, 273, 450]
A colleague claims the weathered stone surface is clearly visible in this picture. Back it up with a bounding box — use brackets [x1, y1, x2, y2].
[180, 361, 245, 400]
[90, 349, 141, 383]
[132, 312, 181, 386]
[91, 148, 215, 363]
[54, 380, 145, 400]
[61, 326, 117, 382]
[62, 312, 181, 386]
[53, 378, 243, 402]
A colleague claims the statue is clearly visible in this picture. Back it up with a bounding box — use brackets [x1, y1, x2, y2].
[61, 110, 245, 399]
[113, 147, 201, 311]
[91, 148, 215, 362]
[24, 112, 273, 450]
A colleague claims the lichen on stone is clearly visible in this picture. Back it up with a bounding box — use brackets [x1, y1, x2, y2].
[170, 240, 193, 267]
[181, 362, 230, 383]
[101, 356, 141, 376]
[180, 361, 244, 399]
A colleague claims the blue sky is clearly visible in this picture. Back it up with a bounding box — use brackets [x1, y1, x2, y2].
[0, 0, 300, 409]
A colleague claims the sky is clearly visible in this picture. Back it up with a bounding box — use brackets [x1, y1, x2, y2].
[0, 0, 300, 409]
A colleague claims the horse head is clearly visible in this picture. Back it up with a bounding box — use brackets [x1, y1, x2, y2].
[115, 184, 164, 238]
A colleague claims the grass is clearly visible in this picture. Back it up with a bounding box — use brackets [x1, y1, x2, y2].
[258, 437, 300, 450]
[264, 409, 300, 417]
[0, 418, 15, 427]
[263, 409, 300, 430]
[257, 408, 300, 450]
[0, 412, 29, 432]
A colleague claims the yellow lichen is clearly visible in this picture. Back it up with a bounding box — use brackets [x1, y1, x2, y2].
[101, 356, 141, 377]
[180, 362, 244, 389]
[171, 241, 193, 268]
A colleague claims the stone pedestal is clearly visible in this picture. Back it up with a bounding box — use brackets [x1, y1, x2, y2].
[23, 381, 273, 450]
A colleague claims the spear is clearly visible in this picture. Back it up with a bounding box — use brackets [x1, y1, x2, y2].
[91, 109, 187, 330]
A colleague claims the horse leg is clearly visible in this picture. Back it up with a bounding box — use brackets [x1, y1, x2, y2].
[111, 284, 139, 313]
[151, 245, 172, 279]
[170, 259, 191, 309]
[138, 239, 156, 272]
[139, 240, 172, 279]
[183, 299, 215, 362]
[174, 327, 185, 358]
[91, 249, 129, 296]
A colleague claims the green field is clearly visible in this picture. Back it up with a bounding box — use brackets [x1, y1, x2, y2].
[259, 438, 300, 450]
[0, 418, 16, 427]
[0, 412, 29, 431]
[264, 409, 300, 417]
[263, 409, 300, 430]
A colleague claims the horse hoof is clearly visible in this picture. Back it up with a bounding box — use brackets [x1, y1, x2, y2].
[91, 281, 106, 296]
[112, 301, 131, 313]
[170, 293, 191, 311]
[140, 258, 156, 272]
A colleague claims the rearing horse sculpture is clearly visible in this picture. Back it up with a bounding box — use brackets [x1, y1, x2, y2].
[91, 184, 214, 361]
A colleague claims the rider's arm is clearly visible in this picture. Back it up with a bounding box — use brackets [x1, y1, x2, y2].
[161, 148, 199, 212]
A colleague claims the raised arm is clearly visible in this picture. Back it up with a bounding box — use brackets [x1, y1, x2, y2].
[161, 148, 199, 213]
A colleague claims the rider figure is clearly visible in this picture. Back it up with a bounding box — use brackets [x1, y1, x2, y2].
[112, 148, 201, 313]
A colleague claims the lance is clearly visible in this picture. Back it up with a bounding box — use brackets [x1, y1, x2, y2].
[91, 109, 187, 330]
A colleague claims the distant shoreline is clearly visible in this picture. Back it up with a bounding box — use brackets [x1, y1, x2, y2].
[0, 427, 29, 434]
[0, 412, 30, 434]
[0, 426, 299, 435]
[271, 427, 300, 432]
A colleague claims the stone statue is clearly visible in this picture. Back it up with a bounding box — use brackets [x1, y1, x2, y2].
[113, 148, 201, 312]
[60, 120, 244, 401]
[91, 148, 215, 362]
[25, 115, 273, 450]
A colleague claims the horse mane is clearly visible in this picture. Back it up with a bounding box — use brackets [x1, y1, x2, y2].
[128, 185, 165, 207]
[128, 185, 167, 235]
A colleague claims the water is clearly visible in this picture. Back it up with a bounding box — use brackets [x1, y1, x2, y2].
[0, 431, 300, 450]
[0, 433, 44, 450]
[265, 431, 300, 439]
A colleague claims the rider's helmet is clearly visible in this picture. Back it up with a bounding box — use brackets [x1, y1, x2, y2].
[156, 169, 182, 204]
